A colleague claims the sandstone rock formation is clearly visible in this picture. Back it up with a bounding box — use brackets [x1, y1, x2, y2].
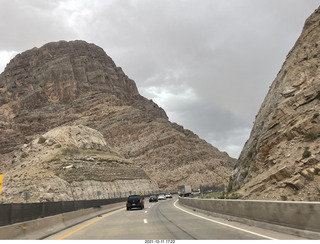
[1, 125, 157, 203]
[231, 6, 320, 201]
[0, 40, 235, 202]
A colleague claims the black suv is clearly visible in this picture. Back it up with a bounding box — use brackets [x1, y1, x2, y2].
[149, 195, 158, 202]
[126, 195, 144, 210]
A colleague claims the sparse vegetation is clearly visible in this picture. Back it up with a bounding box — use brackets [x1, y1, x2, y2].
[280, 195, 288, 201]
[302, 147, 312, 159]
[240, 169, 249, 179]
[305, 130, 320, 142]
[304, 174, 314, 181]
[226, 192, 243, 199]
[287, 134, 294, 141]
[199, 191, 243, 199]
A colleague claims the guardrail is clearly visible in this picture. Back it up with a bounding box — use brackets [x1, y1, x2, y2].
[179, 197, 320, 238]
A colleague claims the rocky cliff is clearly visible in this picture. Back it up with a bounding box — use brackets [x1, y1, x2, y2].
[0, 40, 235, 203]
[231, 6, 320, 201]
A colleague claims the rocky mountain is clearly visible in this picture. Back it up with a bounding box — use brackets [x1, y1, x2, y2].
[0, 40, 235, 203]
[231, 6, 320, 201]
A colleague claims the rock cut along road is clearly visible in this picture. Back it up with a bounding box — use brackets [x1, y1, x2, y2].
[45, 196, 304, 240]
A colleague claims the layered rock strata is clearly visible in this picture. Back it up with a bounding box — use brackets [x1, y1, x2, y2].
[0, 40, 235, 202]
[231, 6, 320, 201]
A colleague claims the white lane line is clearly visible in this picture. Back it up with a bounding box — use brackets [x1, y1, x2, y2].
[173, 199, 277, 240]
[144, 219, 148, 224]
[145, 211, 148, 213]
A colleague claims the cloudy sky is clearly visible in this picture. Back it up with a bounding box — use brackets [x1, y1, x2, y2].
[0, 0, 319, 158]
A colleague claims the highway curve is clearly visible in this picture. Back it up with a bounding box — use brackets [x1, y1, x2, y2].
[44, 196, 304, 240]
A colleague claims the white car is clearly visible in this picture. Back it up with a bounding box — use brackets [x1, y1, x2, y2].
[158, 195, 166, 200]
[165, 193, 172, 198]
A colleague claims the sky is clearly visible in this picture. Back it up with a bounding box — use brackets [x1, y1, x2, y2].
[0, 0, 319, 158]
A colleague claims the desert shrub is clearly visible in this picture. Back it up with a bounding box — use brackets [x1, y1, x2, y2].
[304, 175, 314, 181]
[227, 192, 243, 199]
[302, 147, 311, 159]
[305, 131, 320, 141]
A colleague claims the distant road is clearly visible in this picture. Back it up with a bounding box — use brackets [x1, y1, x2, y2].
[45, 196, 304, 240]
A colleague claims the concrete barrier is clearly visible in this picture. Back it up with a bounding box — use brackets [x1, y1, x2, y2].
[178, 197, 320, 238]
[0, 202, 125, 240]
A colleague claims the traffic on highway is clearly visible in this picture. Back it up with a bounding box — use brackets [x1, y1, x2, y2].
[44, 195, 304, 240]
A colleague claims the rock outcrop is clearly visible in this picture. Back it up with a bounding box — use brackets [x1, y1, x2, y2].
[0, 40, 235, 202]
[231, 6, 320, 201]
[1, 125, 157, 203]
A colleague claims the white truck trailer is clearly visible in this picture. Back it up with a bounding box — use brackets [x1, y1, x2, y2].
[178, 185, 192, 197]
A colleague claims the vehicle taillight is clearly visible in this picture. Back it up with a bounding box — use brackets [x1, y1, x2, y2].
[140, 199, 142, 203]
[126, 200, 128, 204]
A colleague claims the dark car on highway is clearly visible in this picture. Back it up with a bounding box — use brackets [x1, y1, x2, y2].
[149, 195, 158, 202]
[126, 195, 144, 210]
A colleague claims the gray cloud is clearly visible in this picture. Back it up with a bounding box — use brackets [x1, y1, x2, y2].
[0, 0, 319, 158]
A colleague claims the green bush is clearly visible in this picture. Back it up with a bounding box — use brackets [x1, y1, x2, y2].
[227, 192, 243, 199]
[302, 147, 311, 159]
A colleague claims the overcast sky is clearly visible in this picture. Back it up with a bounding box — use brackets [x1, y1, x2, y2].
[0, 0, 319, 158]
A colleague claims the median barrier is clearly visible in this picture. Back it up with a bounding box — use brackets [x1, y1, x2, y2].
[0, 202, 125, 240]
[178, 197, 320, 239]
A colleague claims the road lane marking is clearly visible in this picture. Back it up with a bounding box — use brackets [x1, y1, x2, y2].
[56, 207, 125, 240]
[173, 199, 277, 240]
[144, 219, 148, 224]
[145, 211, 148, 213]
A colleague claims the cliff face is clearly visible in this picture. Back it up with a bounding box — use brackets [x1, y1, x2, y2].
[0, 40, 143, 154]
[0, 40, 235, 202]
[231, 6, 320, 201]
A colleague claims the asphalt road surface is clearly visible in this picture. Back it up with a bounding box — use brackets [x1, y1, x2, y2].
[45, 196, 304, 240]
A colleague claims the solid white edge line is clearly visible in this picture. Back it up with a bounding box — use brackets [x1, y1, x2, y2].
[173, 199, 277, 240]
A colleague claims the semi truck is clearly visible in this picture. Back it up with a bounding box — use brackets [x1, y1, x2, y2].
[178, 185, 192, 197]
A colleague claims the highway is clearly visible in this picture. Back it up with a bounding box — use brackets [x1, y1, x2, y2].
[44, 196, 303, 240]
